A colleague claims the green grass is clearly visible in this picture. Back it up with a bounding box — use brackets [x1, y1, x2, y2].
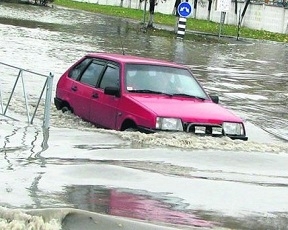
[54, 0, 288, 43]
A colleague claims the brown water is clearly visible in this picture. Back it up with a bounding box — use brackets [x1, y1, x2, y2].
[1, 2, 288, 230]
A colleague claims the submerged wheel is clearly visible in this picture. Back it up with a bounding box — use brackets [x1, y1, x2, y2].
[124, 127, 138, 132]
[61, 106, 71, 113]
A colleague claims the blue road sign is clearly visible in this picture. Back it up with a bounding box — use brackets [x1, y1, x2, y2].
[177, 2, 192, 18]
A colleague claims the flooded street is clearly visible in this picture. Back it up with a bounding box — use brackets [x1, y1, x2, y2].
[1, 2, 288, 229]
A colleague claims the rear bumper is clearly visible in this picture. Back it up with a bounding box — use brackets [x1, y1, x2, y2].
[54, 97, 63, 110]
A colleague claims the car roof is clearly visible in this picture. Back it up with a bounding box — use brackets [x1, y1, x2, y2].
[86, 52, 187, 68]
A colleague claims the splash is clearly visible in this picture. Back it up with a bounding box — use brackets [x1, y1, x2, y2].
[2, 95, 288, 153]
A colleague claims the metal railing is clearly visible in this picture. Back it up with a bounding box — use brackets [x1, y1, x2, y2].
[0, 62, 54, 128]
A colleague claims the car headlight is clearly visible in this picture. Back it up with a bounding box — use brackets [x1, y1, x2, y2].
[222, 122, 244, 136]
[156, 117, 183, 131]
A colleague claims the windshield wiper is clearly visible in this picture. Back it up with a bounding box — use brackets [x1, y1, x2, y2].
[129, 89, 172, 96]
[172, 93, 206, 101]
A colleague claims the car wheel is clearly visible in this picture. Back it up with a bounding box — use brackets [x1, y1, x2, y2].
[61, 106, 71, 113]
[124, 127, 138, 132]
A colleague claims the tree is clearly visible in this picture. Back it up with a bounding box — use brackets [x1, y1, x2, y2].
[139, 0, 167, 28]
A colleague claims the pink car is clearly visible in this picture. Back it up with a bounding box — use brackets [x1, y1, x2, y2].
[54, 53, 248, 141]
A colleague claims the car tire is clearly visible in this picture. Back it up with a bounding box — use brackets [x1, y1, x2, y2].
[61, 106, 71, 113]
[124, 127, 138, 132]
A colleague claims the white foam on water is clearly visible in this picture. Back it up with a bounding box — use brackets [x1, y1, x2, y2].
[94, 128, 287, 153]
[9, 103, 288, 153]
[1, 94, 288, 154]
[117, 130, 288, 153]
[0, 207, 62, 230]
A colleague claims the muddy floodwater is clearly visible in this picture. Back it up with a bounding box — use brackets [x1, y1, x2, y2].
[1, 2, 288, 230]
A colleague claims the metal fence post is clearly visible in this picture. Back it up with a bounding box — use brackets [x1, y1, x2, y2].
[43, 72, 54, 129]
[0, 82, 3, 114]
[21, 70, 31, 124]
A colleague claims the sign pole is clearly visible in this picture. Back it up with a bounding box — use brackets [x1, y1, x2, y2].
[218, 11, 226, 38]
[215, 0, 231, 38]
[176, 2, 193, 39]
[177, 17, 187, 39]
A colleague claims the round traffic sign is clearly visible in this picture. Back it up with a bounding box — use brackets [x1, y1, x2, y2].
[177, 2, 193, 18]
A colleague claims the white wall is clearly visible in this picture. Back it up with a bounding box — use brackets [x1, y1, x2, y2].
[77, 0, 288, 34]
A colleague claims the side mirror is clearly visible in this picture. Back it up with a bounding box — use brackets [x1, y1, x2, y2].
[209, 95, 219, 104]
[104, 87, 120, 97]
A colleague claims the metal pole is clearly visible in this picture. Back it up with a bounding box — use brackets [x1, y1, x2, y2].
[218, 12, 226, 38]
[31, 77, 47, 124]
[21, 70, 31, 124]
[43, 72, 54, 129]
[4, 69, 22, 115]
[0, 83, 3, 114]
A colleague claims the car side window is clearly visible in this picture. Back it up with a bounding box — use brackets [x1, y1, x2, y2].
[99, 65, 120, 89]
[69, 58, 92, 80]
[80, 62, 105, 87]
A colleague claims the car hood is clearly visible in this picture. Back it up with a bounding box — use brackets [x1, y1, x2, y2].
[128, 95, 243, 123]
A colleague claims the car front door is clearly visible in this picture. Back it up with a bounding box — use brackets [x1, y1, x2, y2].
[90, 63, 120, 129]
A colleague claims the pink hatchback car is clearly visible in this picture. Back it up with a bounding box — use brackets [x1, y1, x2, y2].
[54, 53, 248, 140]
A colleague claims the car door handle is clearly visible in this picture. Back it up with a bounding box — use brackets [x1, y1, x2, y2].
[71, 86, 77, 91]
[92, 93, 98, 98]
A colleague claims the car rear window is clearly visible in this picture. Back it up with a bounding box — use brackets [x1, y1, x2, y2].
[69, 58, 92, 80]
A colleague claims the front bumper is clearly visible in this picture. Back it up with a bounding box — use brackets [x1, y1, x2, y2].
[227, 135, 248, 141]
[183, 122, 248, 141]
[137, 124, 248, 141]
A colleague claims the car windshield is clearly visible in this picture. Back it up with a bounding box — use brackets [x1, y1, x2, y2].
[125, 64, 208, 99]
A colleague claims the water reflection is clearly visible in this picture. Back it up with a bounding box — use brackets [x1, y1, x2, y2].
[62, 185, 215, 228]
[53, 185, 288, 229]
[2, 126, 21, 170]
[0, 120, 49, 168]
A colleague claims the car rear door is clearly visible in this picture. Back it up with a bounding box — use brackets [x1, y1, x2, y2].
[69, 60, 105, 121]
[90, 63, 121, 129]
